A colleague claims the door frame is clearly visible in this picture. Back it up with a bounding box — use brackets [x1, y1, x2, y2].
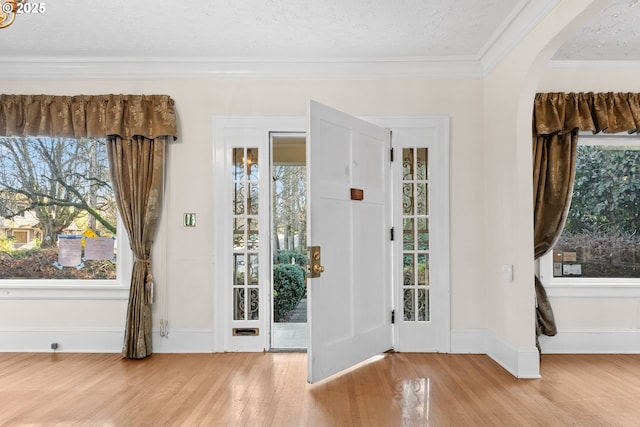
[212, 115, 450, 354]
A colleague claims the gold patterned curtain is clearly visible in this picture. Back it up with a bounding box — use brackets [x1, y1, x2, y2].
[108, 135, 166, 359]
[0, 94, 176, 139]
[0, 94, 177, 359]
[532, 92, 640, 340]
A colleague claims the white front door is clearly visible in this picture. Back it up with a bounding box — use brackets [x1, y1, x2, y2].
[306, 101, 393, 383]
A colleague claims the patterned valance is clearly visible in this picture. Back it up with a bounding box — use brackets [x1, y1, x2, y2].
[534, 92, 640, 136]
[0, 94, 177, 140]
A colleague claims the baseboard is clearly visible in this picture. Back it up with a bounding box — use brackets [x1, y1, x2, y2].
[15, 326, 621, 364]
[539, 329, 640, 354]
[450, 329, 488, 353]
[152, 329, 215, 353]
[0, 328, 124, 353]
[486, 331, 540, 379]
[0, 328, 215, 353]
[450, 329, 539, 378]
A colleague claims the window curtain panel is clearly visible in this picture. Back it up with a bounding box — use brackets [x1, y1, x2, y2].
[533, 92, 640, 340]
[0, 94, 177, 359]
[107, 135, 166, 359]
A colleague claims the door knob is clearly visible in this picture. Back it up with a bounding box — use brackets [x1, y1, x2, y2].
[308, 246, 324, 278]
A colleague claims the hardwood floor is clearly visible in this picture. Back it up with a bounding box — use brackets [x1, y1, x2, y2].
[2, 352, 640, 426]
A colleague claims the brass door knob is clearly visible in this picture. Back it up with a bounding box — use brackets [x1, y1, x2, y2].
[308, 246, 324, 278]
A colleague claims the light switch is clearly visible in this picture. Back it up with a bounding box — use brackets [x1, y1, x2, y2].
[502, 264, 513, 281]
[183, 213, 196, 227]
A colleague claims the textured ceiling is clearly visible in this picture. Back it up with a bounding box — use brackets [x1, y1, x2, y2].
[0, 0, 638, 77]
[553, 0, 640, 60]
[1, 0, 522, 59]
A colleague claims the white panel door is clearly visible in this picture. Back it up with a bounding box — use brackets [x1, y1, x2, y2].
[307, 100, 392, 384]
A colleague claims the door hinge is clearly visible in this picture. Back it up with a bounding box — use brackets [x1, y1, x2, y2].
[389, 129, 394, 162]
[391, 309, 395, 324]
[390, 227, 395, 241]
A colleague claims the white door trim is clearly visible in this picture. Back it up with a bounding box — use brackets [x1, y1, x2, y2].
[212, 115, 450, 353]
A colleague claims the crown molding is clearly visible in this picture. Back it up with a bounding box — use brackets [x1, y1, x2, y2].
[479, 0, 560, 74]
[0, 56, 486, 80]
[549, 59, 640, 69]
[0, 0, 565, 81]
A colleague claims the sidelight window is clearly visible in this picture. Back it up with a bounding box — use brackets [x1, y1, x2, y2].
[232, 147, 260, 321]
[401, 147, 430, 321]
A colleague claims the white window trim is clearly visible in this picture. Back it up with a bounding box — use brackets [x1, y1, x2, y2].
[0, 215, 132, 300]
[540, 133, 640, 298]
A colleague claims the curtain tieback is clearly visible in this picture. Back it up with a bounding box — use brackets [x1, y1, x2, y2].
[135, 258, 154, 305]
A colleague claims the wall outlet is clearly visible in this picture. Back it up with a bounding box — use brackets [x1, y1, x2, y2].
[51, 342, 58, 350]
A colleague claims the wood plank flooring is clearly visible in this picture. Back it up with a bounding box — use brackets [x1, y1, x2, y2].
[2, 352, 640, 426]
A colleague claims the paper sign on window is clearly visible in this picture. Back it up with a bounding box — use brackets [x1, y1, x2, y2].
[57, 237, 82, 267]
[84, 237, 115, 261]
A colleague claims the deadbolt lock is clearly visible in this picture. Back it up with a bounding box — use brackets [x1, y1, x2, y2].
[308, 246, 324, 278]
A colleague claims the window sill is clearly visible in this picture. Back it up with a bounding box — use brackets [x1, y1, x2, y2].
[544, 280, 640, 298]
[0, 283, 129, 300]
[539, 255, 640, 297]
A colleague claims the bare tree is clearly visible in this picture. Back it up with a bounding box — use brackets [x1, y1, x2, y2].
[0, 137, 116, 247]
[272, 165, 306, 252]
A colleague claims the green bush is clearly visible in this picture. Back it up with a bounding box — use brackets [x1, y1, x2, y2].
[273, 263, 306, 322]
[234, 271, 244, 286]
[274, 250, 307, 267]
[567, 145, 640, 235]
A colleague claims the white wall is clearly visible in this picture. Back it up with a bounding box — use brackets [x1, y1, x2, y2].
[0, 78, 487, 352]
[482, 0, 606, 376]
[539, 66, 640, 92]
